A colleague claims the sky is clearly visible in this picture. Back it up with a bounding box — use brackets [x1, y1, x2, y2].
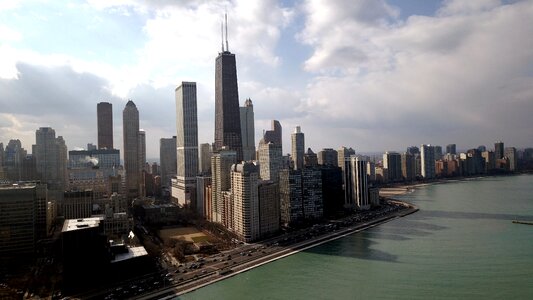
[0, 0, 532, 160]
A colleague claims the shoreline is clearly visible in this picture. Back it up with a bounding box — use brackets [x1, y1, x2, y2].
[137, 201, 418, 300]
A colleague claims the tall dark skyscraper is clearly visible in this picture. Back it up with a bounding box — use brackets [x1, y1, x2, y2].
[214, 15, 243, 161]
[494, 141, 504, 159]
[97, 102, 113, 149]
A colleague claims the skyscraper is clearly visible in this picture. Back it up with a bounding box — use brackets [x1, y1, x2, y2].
[123, 100, 140, 199]
[258, 138, 282, 182]
[160, 137, 177, 188]
[138, 129, 146, 172]
[97, 102, 113, 150]
[214, 17, 243, 161]
[494, 141, 504, 159]
[231, 162, 260, 242]
[421, 144, 436, 179]
[211, 150, 236, 223]
[345, 156, 369, 210]
[401, 152, 415, 181]
[317, 148, 338, 167]
[337, 146, 355, 174]
[34, 127, 67, 190]
[175, 82, 199, 206]
[291, 126, 305, 170]
[505, 147, 517, 171]
[383, 151, 402, 182]
[446, 144, 456, 155]
[263, 120, 282, 152]
[240, 98, 255, 161]
[198, 143, 212, 174]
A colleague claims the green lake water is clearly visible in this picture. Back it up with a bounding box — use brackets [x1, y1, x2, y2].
[179, 175, 533, 299]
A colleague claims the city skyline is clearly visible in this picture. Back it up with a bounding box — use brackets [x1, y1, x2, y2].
[0, 0, 532, 159]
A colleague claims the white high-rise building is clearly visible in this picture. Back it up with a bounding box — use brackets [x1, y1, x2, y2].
[174, 82, 199, 207]
[211, 150, 236, 223]
[421, 144, 436, 179]
[231, 162, 260, 242]
[240, 98, 255, 161]
[258, 139, 282, 182]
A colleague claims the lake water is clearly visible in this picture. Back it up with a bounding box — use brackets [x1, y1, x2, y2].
[179, 175, 533, 299]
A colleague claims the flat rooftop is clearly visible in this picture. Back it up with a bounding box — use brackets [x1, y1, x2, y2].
[62, 217, 104, 232]
[111, 246, 148, 263]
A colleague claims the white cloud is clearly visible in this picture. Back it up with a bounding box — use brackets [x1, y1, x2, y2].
[297, 0, 533, 150]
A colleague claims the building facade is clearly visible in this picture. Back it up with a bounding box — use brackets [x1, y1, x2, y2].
[231, 162, 260, 242]
[214, 42, 243, 161]
[159, 137, 177, 188]
[263, 120, 282, 153]
[317, 148, 338, 167]
[97, 102, 113, 150]
[291, 126, 305, 170]
[421, 144, 436, 179]
[240, 98, 255, 161]
[258, 139, 282, 182]
[211, 150, 236, 223]
[175, 82, 199, 206]
[123, 100, 140, 199]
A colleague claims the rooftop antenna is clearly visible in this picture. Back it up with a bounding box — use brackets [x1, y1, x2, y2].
[221, 21, 224, 52]
[225, 12, 229, 52]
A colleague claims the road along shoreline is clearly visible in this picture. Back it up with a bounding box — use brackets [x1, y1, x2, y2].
[142, 200, 418, 300]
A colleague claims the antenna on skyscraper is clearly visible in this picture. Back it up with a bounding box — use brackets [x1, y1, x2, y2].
[221, 21, 224, 52]
[225, 12, 229, 52]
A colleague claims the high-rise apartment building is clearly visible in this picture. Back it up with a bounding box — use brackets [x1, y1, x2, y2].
[317, 148, 338, 167]
[263, 120, 282, 153]
[302, 167, 323, 219]
[35, 127, 67, 190]
[258, 138, 282, 182]
[175, 82, 199, 207]
[337, 146, 355, 174]
[345, 156, 369, 210]
[198, 143, 212, 174]
[421, 144, 436, 179]
[258, 181, 280, 237]
[446, 144, 456, 155]
[401, 152, 415, 181]
[505, 147, 517, 171]
[383, 152, 402, 182]
[434, 146, 443, 160]
[231, 162, 260, 242]
[494, 141, 504, 159]
[123, 100, 140, 199]
[0, 183, 47, 261]
[279, 169, 303, 226]
[291, 126, 305, 170]
[214, 22, 243, 161]
[406, 146, 420, 156]
[304, 148, 318, 167]
[97, 102, 113, 150]
[211, 150, 236, 223]
[481, 151, 496, 171]
[138, 130, 146, 173]
[3, 139, 27, 181]
[240, 98, 255, 161]
[159, 137, 177, 188]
